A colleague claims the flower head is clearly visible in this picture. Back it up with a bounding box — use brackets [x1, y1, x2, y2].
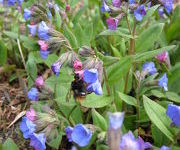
[120, 131, 141, 150]
[66, 4, 70, 11]
[166, 104, 180, 127]
[137, 136, 152, 150]
[20, 117, 36, 139]
[158, 73, 168, 91]
[27, 24, 37, 36]
[38, 21, 50, 40]
[40, 50, 49, 59]
[26, 107, 36, 121]
[106, 17, 119, 30]
[161, 0, 173, 14]
[158, 7, 165, 17]
[73, 60, 82, 71]
[83, 69, 98, 84]
[129, 0, 136, 4]
[27, 87, 39, 101]
[18, 0, 23, 5]
[7, 0, 16, 6]
[51, 61, 62, 76]
[86, 79, 103, 95]
[30, 133, 46, 150]
[38, 40, 48, 51]
[0, 0, 3, 5]
[155, 51, 168, 62]
[47, 11, 52, 19]
[160, 146, 171, 150]
[142, 62, 157, 75]
[66, 124, 92, 147]
[112, 0, 121, 8]
[24, 9, 32, 20]
[101, 1, 110, 12]
[134, 5, 146, 21]
[35, 76, 44, 88]
[108, 112, 124, 130]
[65, 126, 73, 142]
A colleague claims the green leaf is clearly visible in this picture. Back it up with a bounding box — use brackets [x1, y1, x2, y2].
[165, 92, 180, 103]
[2, 138, 19, 150]
[151, 90, 165, 98]
[82, 94, 113, 108]
[117, 92, 137, 107]
[99, 27, 133, 39]
[47, 131, 62, 150]
[72, 6, 87, 24]
[143, 95, 175, 141]
[0, 40, 7, 65]
[136, 23, 164, 52]
[135, 45, 176, 62]
[92, 109, 107, 131]
[55, 9, 61, 30]
[143, 5, 160, 21]
[108, 56, 132, 84]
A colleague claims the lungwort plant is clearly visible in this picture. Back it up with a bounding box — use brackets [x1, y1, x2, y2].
[0, 0, 180, 150]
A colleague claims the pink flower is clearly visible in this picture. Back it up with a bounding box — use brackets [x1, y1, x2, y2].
[75, 70, 84, 79]
[155, 51, 168, 62]
[35, 76, 44, 87]
[26, 107, 36, 121]
[73, 60, 82, 71]
[38, 40, 48, 51]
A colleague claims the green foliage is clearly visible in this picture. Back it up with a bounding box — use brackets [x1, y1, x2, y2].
[2, 138, 19, 150]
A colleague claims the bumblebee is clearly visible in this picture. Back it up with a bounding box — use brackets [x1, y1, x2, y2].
[71, 73, 87, 103]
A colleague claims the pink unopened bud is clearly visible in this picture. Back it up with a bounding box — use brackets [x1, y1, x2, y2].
[38, 40, 48, 51]
[155, 51, 168, 62]
[35, 76, 44, 87]
[75, 70, 84, 79]
[26, 107, 36, 121]
[66, 4, 70, 11]
[73, 60, 82, 71]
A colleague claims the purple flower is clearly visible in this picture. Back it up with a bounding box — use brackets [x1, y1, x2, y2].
[51, 61, 62, 76]
[158, 73, 168, 91]
[108, 112, 124, 130]
[65, 126, 73, 142]
[30, 133, 46, 150]
[35, 76, 44, 88]
[0, 0, 4, 4]
[142, 62, 157, 75]
[83, 69, 98, 84]
[86, 80, 103, 95]
[27, 87, 39, 101]
[40, 50, 49, 59]
[27, 24, 37, 36]
[7, 0, 16, 6]
[129, 0, 136, 4]
[47, 11, 52, 19]
[101, 1, 110, 12]
[158, 7, 165, 17]
[38, 21, 50, 40]
[112, 0, 121, 8]
[120, 131, 141, 150]
[134, 5, 146, 21]
[161, 0, 173, 14]
[166, 104, 180, 127]
[160, 146, 171, 150]
[17, 0, 23, 5]
[106, 17, 119, 30]
[66, 124, 92, 147]
[147, 2, 151, 9]
[20, 117, 36, 139]
[24, 9, 32, 20]
[138, 136, 152, 150]
[155, 51, 168, 62]
[26, 107, 36, 121]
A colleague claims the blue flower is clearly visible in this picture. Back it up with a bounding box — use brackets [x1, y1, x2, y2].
[51, 61, 62, 76]
[65, 126, 73, 142]
[134, 5, 146, 21]
[40, 50, 49, 59]
[106, 17, 119, 30]
[27, 87, 38, 101]
[27, 24, 37, 36]
[17, 0, 23, 5]
[7, 0, 16, 6]
[47, 11, 52, 19]
[83, 69, 98, 84]
[108, 112, 124, 130]
[138, 136, 152, 150]
[101, 1, 110, 12]
[120, 131, 141, 150]
[158, 7, 165, 17]
[54, 4, 60, 11]
[166, 104, 180, 127]
[86, 79, 103, 95]
[24, 9, 32, 20]
[38, 21, 50, 40]
[161, 0, 173, 14]
[158, 73, 168, 91]
[160, 146, 171, 150]
[142, 62, 157, 75]
[112, 0, 121, 8]
[30, 133, 46, 150]
[0, 0, 4, 5]
[20, 117, 36, 139]
[129, 0, 136, 4]
[66, 124, 92, 147]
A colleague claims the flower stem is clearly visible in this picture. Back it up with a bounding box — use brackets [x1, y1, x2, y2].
[103, 68, 111, 96]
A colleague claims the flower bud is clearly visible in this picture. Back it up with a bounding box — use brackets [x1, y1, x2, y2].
[78, 46, 95, 57]
[73, 60, 82, 71]
[35, 76, 44, 88]
[26, 107, 36, 121]
[106, 17, 119, 30]
[66, 4, 70, 11]
[38, 40, 48, 51]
